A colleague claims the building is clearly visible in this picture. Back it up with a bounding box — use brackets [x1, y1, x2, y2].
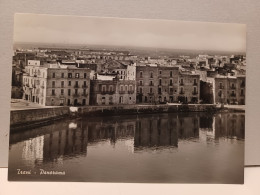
[214, 75, 245, 105]
[136, 65, 159, 103]
[22, 62, 91, 106]
[178, 71, 200, 103]
[90, 75, 136, 105]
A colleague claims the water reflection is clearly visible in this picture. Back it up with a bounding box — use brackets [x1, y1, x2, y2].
[9, 113, 245, 164]
[8, 112, 245, 182]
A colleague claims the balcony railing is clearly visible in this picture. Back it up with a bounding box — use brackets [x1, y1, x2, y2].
[219, 86, 224, 89]
[230, 93, 236, 97]
[82, 85, 88, 88]
[139, 83, 144, 86]
[149, 83, 154, 86]
[74, 84, 79, 88]
[148, 92, 154, 95]
[128, 91, 135, 94]
[119, 91, 125, 94]
[230, 86, 236, 89]
[73, 94, 79, 97]
[101, 91, 114, 95]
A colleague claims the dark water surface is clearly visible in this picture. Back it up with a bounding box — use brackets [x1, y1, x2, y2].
[8, 112, 245, 183]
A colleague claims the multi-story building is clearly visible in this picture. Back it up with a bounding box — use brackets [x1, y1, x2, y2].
[23, 63, 91, 106]
[90, 75, 136, 105]
[178, 72, 200, 103]
[136, 65, 200, 104]
[136, 65, 159, 103]
[214, 75, 245, 105]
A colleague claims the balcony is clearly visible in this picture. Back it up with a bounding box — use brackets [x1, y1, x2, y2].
[219, 86, 224, 89]
[74, 84, 79, 88]
[128, 91, 135, 94]
[139, 83, 144, 86]
[192, 91, 198, 95]
[119, 91, 125, 94]
[230, 86, 236, 90]
[101, 91, 114, 95]
[230, 93, 236, 97]
[148, 92, 154, 95]
[73, 94, 79, 97]
[82, 85, 88, 88]
[179, 91, 185, 95]
[149, 83, 154, 86]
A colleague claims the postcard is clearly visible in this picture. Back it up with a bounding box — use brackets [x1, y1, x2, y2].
[8, 13, 246, 183]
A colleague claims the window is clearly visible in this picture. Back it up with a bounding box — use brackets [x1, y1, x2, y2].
[83, 89, 86, 95]
[150, 71, 153, 78]
[140, 80, 143, 86]
[102, 85, 106, 92]
[75, 81, 78, 87]
[170, 71, 172, 77]
[170, 79, 173, 86]
[52, 89, 55, 95]
[83, 81, 87, 87]
[150, 88, 153, 93]
[125, 85, 128, 91]
[68, 89, 71, 96]
[68, 81, 71, 86]
[61, 81, 64, 88]
[158, 87, 162, 94]
[159, 79, 162, 86]
[84, 73, 87, 78]
[241, 89, 244, 95]
[109, 85, 113, 92]
[75, 89, 78, 95]
[61, 89, 64, 95]
[140, 71, 143, 78]
[159, 70, 162, 75]
[120, 85, 124, 91]
[52, 81, 55, 88]
[68, 73, 72, 78]
[75, 73, 80, 78]
[129, 85, 133, 91]
[193, 87, 197, 93]
[52, 73, 55, 78]
[61, 73, 64, 78]
[140, 87, 143, 93]
[150, 81, 153, 86]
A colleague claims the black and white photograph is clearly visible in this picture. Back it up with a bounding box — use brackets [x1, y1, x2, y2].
[8, 13, 246, 183]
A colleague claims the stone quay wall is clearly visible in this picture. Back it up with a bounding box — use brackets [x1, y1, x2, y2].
[10, 107, 70, 131]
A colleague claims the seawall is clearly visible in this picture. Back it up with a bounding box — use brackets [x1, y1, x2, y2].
[10, 104, 244, 132]
[77, 104, 219, 116]
[10, 107, 70, 131]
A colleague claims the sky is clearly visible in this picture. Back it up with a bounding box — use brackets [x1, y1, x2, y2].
[14, 13, 246, 52]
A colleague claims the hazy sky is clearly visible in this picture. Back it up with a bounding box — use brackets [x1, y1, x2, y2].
[14, 13, 246, 52]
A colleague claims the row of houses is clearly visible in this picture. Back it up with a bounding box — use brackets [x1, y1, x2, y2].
[21, 60, 245, 106]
